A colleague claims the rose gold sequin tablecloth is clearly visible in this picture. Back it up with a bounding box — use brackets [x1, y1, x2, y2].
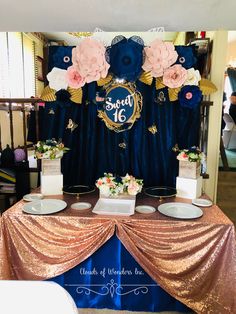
[0, 192, 236, 313]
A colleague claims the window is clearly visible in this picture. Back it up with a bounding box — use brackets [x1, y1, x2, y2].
[0, 32, 36, 98]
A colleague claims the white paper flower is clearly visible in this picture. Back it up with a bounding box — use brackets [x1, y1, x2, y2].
[184, 68, 201, 86]
[47, 67, 68, 91]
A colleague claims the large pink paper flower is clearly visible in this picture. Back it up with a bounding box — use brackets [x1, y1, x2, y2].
[72, 38, 110, 84]
[163, 64, 187, 88]
[67, 66, 85, 88]
[142, 39, 178, 77]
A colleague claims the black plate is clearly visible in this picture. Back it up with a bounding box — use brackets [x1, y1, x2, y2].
[144, 186, 177, 198]
[63, 185, 95, 195]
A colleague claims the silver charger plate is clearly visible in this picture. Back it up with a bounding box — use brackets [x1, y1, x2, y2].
[192, 198, 213, 207]
[23, 193, 44, 202]
[23, 199, 67, 215]
[144, 186, 177, 198]
[135, 205, 156, 214]
[158, 202, 203, 219]
[71, 202, 91, 210]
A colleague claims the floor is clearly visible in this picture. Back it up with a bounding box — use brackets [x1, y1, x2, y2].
[78, 310, 193, 314]
[218, 146, 236, 225]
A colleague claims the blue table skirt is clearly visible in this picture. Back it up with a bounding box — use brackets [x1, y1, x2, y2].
[49, 235, 190, 312]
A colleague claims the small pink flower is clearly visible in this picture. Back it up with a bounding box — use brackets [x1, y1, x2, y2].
[97, 179, 103, 186]
[72, 38, 110, 84]
[142, 39, 178, 77]
[186, 92, 193, 100]
[163, 64, 187, 88]
[67, 66, 85, 88]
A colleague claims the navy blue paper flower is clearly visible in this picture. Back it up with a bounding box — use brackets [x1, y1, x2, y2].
[107, 36, 144, 82]
[175, 45, 197, 69]
[48, 46, 73, 72]
[179, 85, 202, 109]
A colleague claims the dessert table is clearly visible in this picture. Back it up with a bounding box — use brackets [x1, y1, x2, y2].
[0, 191, 236, 313]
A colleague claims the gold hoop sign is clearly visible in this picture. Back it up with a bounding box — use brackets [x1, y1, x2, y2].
[97, 82, 143, 132]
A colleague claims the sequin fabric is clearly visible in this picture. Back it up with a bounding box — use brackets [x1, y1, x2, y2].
[0, 192, 235, 313]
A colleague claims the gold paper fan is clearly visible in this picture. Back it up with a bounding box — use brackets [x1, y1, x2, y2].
[67, 87, 83, 104]
[199, 79, 217, 95]
[155, 77, 166, 90]
[40, 86, 56, 102]
[168, 87, 181, 102]
[97, 75, 113, 86]
[139, 71, 153, 85]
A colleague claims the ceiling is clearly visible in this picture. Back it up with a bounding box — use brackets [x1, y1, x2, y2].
[0, 0, 236, 32]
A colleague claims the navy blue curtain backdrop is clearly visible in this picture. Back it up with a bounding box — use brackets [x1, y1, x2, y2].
[30, 46, 200, 187]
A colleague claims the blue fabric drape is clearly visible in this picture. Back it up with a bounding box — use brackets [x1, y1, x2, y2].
[36, 81, 199, 187]
[49, 235, 190, 312]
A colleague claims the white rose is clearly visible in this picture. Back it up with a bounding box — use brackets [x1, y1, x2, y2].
[184, 68, 201, 86]
[47, 67, 68, 91]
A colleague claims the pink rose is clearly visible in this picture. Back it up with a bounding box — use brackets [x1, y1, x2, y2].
[72, 38, 110, 84]
[163, 64, 187, 88]
[67, 66, 85, 88]
[127, 180, 140, 196]
[142, 39, 178, 77]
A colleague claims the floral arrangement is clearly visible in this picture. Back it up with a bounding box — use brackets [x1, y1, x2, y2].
[96, 173, 143, 197]
[175, 146, 205, 163]
[42, 36, 216, 107]
[34, 139, 69, 159]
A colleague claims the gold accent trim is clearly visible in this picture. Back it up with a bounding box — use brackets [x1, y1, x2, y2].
[139, 71, 153, 85]
[97, 74, 113, 87]
[98, 82, 143, 133]
[199, 78, 217, 95]
[155, 77, 166, 90]
[40, 86, 56, 102]
[168, 87, 181, 102]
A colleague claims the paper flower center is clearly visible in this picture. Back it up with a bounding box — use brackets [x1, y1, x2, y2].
[63, 56, 70, 63]
[186, 92, 193, 99]
[122, 56, 132, 65]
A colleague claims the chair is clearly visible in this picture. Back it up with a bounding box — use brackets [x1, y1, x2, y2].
[0, 280, 78, 314]
[222, 113, 236, 149]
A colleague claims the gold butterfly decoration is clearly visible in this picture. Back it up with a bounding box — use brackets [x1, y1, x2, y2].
[118, 142, 127, 149]
[156, 91, 166, 104]
[48, 109, 55, 115]
[66, 119, 78, 132]
[148, 124, 158, 134]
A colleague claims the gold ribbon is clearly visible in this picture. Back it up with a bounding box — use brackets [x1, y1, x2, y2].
[155, 77, 166, 90]
[40, 85, 83, 104]
[199, 78, 217, 95]
[139, 71, 153, 85]
[97, 74, 113, 86]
